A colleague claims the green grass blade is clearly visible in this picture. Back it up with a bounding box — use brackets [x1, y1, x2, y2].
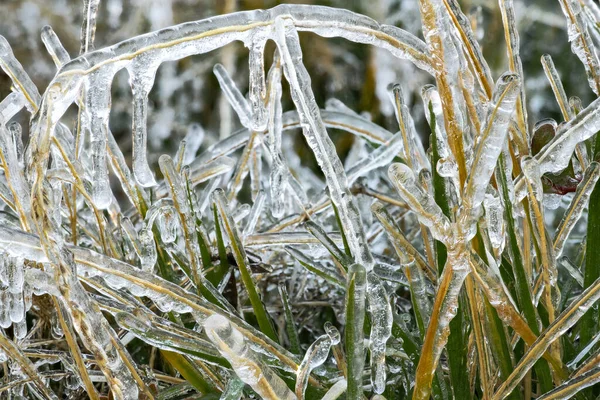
[213, 189, 278, 342]
[345, 263, 367, 400]
[278, 284, 301, 355]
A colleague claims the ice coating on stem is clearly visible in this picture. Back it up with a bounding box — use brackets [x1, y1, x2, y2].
[366, 272, 392, 394]
[41, 26, 71, 68]
[499, 0, 528, 137]
[388, 163, 451, 242]
[295, 323, 340, 399]
[0, 35, 41, 110]
[204, 314, 296, 400]
[554, 162, 600, 258]
[80, 0, 100, 54]
[463, 72, 520, 212]
[214, 63, 253, 129]
[413, 247, 470, 400]
[541, 54, 574, 120]
[275, 17, 373, 269]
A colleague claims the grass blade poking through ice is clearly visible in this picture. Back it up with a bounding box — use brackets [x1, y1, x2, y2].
[213, 189, 278, 342]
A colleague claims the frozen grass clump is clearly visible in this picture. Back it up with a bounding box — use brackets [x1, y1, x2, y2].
[3, 0, 600, 399]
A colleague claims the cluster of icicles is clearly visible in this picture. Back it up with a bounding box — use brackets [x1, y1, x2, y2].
[0, 2, 600, 399]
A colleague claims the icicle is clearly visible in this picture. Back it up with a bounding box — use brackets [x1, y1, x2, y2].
[204, 314, 296, 400]
[275, 17, 373, 269]
[295, 323, 340, 399]
[554, 162, 600, 257]
[84, 70, 116, 209]
[249, 134, 263, 201]
[138, 229, 157, 272]
[243, 190, 266, 237]
[128, 57, 160, 187]
[366, 272, 392, 394]
[248, 38, 268, 131]
[265, 50, 287, 219]
[214, 63, 253, 129]
[388, 163, 452, 243]
[41, 26, 71, 68]
[484, 188, 505, 256]
[80, 0, 100, 54]
[182, 123, 205, 166]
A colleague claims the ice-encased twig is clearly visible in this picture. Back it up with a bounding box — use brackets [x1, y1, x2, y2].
[321, 379, 347, 400]
[275, 18, 374, 269]
[554, 162, 600, 258]
[417, 0, 468, 184]
[41, 26, 71, 68]
[204, 314, 296, 400]
[243, 190, 266, 237]
[522, 156, 559, 328]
